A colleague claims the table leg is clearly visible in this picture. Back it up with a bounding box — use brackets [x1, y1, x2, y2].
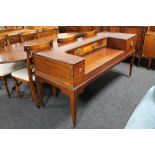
[51, 86, 58, 97]
[69, 91, 77, 127]
[148, 58, 152, 70]
[129, 56, 134, 77]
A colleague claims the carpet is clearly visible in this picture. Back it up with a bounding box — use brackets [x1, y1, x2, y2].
[125, 85, 155, 129]
[0, 63, 155, 128]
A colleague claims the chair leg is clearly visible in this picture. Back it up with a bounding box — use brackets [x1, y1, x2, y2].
[29, 84, 35, 102]
[1, 77, 11, 98]
[36, 77, 44, 108]
[28, 82, 37, 104]
[137, 57, 141, 67]
[13, 78, 22, 97]
[148, 58, 152, 70]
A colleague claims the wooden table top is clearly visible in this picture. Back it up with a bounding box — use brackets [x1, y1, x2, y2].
[0, 33, 76, 64]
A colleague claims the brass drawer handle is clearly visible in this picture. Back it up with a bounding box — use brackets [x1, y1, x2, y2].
[79, 67, 83, 73]
[92, 43, 96, 49]
[130, 41, 134, 47]
[77, 48, 81, 55]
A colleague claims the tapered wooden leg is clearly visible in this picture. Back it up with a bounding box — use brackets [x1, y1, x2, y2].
[29, 81, 37, 104]
[27, 84, 35, 103]
[129, 56, 134, 77]
[51, 86, 58, 97]
[148, 58, 152, 70]
[13, 78, 22, 97]
[69, 92, 77, 127]
[2, 77, 11, 98]
[36, 77, 44, 108]
[137, 57, 141, 67]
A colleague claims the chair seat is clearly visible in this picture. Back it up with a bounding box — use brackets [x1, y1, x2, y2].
[11, 67, 35, 82]
[0, 62, 25, 77]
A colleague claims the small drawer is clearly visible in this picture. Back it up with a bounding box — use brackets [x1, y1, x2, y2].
[126, 37, 137, 51]
[93, 39, 107, 48]
[73, 44, 94, 56]
[73, 61, 85, 86]
[73, 39, 107, 56]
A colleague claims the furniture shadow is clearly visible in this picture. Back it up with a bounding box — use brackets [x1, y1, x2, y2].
[43, 70, 128, 105]
[79, 70, 125, 104]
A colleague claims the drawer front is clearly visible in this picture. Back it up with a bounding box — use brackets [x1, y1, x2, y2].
[74, 44, 94, 56]
[94, 39, 107, 48]
[73, 39, 107, 56]
[107, 37, 136, 51]
[126, 37, 137, 51]
[73, 61, 85, 86]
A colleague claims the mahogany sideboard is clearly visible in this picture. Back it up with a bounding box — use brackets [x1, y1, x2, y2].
[32, 32, 136, 127]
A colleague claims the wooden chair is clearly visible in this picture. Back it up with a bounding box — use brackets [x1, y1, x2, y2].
[57, 36, 78, 46]
[0, 35, 8, 47]
[42, 27, 57, 37]
[20, 30, 38, 42]
[0, 35, 24, 97]
[7, 33, 23, 45]
[11, 40, 53, 107]
[83, 30, 97, 38]
[66, 26, 79, 32]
